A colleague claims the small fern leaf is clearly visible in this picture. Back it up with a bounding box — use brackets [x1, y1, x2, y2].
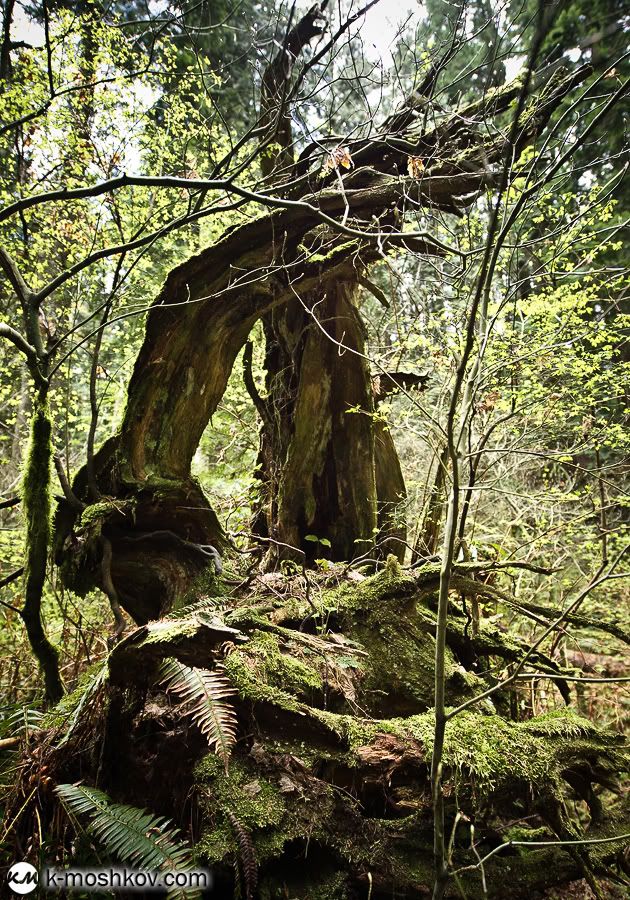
[227, 811, 257, 900]
[56, 662, 108, 748]
[0, 703, 44, 740]
[159, 658, 237, 769]
[55, 784, 197, 898]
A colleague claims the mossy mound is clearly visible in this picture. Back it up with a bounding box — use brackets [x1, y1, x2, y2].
[184, 567, 628, 899]
[14, 565, 626, 900]
[193, 703, 627, 899]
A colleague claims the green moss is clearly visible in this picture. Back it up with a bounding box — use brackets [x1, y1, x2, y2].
[22, 402, 53, 557]
[136, 473, 182, 492]
[322, 565, 417, 616]
[193, 575, 627, 889]
[384, 553, 402, 577]
[250, 827, 292, 864]
[206, 760, 286, 829]
[309, 709, 381, 749]
[222, 630, 322, 709]
[192, 706, 624, 894]
[519, 708, 602, 739]
[139, 619, 200, 645]
[303, 706, 625, 805]
[373, 708, 626, 799]
[78, 499, 135, 530]
[439, 712, 552, 789]
[21, 400, 64, 701]
[196, 823, 234, 863]
[223, 570, 486, 717]
[254, 632, 321, 692]
[196, 741, 361, 873]
[308, 239, 358, 264]
[43, 660, 108, 730]
[223, 650, 301, 712]
[503, 824, 551, 852]
[196, 756, 290, 864]
[225, 607, 272, 629]
[314, 567, 480, 711]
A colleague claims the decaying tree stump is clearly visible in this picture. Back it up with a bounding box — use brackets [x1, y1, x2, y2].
[34, 23, 627, 896]
[8, 562, 628, 898]
[53, 57, 590, 616]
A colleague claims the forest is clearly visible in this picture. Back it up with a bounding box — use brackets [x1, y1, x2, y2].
[0, 0, 628, 898]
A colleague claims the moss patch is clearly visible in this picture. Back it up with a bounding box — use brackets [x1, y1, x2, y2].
[195, 755, 294, 865]
[223, 630, 322, 709]
[310, 566, 484, 714]
[43, 660, 108, 731]
[193, 702, 626, 895]
[78, 499, 135, 530]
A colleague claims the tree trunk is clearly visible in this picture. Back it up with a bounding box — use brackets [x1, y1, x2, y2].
[21, 396, 64, 704]
[55, 205, 422, 616]
[255, 283, 377, 563]
[53, 63, 586, 618]
[254, 280, 408, 565]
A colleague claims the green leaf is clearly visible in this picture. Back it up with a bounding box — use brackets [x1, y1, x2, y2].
[159, 659, 237, 770]
[55, 784, 198, 898]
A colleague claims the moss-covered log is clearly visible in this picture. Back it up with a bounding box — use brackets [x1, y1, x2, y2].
[7, 566, 627, 898]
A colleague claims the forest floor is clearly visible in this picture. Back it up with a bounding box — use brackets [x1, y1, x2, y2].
[545, 878, 628, 899]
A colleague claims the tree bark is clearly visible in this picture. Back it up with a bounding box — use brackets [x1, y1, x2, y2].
[253, 280, 410, 564]
[54, 63, 590, 617]
[256, 283, 378, 562]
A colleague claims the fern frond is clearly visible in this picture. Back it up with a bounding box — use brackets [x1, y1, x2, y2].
[159, 659, 237, 769]
[0, 703, 44, 740]
[227, 811, 257, 900]
[56, 784, 191, 868]
[55, 784, 198, 898]
[56, 662, 108, 748]
[167, 595, 224, 620]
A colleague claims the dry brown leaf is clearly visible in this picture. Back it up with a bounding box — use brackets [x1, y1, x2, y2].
[407, 155, 425, 178]
[322, 145, 354, 175]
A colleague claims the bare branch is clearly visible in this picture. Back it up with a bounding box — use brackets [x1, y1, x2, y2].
[0, 322, 38, 362]
[0, 247, 32, 305]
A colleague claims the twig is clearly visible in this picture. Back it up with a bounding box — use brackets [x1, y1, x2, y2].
[0, 567, 24, 590]
[99, 536, 126, 639]
[53, 455, 85, 512]
[453, 832, 630, 875]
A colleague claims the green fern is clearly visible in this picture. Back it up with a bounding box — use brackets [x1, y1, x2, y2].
[55, 662, 108, 748]
[0, 703, 44, 741]
[55, 783, 199, 897]
[159, 658, 237, 770]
